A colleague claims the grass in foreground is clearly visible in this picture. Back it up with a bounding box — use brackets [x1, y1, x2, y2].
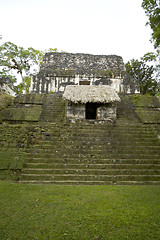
[0, 182, 160, 240]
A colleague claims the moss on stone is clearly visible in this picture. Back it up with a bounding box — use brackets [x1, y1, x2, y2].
[14, 93, 45, 104]
[0, 93, 14, 124]
[126, 95, 160, 124]
[131, 95, 160, 108]
[136, 109, 160, 124]
[2, 105, 42, 121]
[0, 149, 26, 170]
[0, 124, 30, 180]
[0, 93, 14, 110]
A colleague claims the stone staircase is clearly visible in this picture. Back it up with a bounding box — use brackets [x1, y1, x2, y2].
[19, 122, 160, 185]
[1, 93, 159, 185]
[116, 94, 140, 124]
[39, 93, 65, 123]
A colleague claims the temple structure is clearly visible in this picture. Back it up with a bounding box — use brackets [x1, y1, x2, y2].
[63, 85, 120, 122]
[31, 52, 126, 94]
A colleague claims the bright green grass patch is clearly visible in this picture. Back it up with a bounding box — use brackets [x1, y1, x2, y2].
[0, 182, 160, 240]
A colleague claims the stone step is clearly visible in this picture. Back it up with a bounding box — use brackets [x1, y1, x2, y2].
[33, 132, 159, 139]
[34, 135, 159, 141]
[55, 124, 151, 129]
[18, 180, 109, 185]
[25, 158, 160, 164]
[22, 168, 160, 175]
[30, 125, 153, 132]
[62, 126, 152, 131]
[28, 130, 159, 139]
[115, 181, 160, 185]
[61, 125, 153, 129]
[24, 162, 160, 170]
[27, 143, 160, 150]
[50, 137, 157, 142]
[28, 134, 160, 141]
[56, 127, 153, 132]
[26, 151, 160, 158]
[26, 152, 160, 159]
[20, 174, 160, 181]
[18, 180, 160, 185]
[30, 140, 160, 147]
[27, 146, 160, 153]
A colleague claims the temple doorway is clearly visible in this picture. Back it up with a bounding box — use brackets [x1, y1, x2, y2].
[86, 103, 98, 119]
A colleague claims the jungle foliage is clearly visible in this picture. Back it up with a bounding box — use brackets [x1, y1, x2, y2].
[0, 42, 58, 95]
[0, 42, 43, 94]
[125, 58, 158, 95]
[142, 0, 160, 49]
[125, 1, 160, 94]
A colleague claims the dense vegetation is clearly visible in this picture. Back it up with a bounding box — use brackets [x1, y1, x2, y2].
[125, 0, 160, 95]
[0, 42, 57, 94]
[125, 59, 158, 95]
[142, 0, 160, 49]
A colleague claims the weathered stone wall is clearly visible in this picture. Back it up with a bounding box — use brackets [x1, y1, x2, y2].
[1, 94, 45, 122]
[66, 102, 86, 121]
[97, 105, 117, 122]
[66, 101, 117, 122]
[0, 93, 65, 123]
[31, 52, 125, 94]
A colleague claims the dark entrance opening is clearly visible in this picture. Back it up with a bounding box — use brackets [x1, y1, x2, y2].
[79, 80, 90, 85]
[86, 103, 98, 119]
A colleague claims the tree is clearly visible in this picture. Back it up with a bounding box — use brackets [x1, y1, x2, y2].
[141, 0, 160, 49]
[142, 51, 160, 81]
[125, 59, 158, 95]
[126, 1, 160, 96]
[141, 0, 160, 88]
[0, 42, 43, 94]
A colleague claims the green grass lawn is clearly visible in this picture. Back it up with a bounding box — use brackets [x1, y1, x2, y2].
[0, 182, 160, 240]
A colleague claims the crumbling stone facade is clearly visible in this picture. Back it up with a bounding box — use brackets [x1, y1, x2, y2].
[31, 52, 126, 93]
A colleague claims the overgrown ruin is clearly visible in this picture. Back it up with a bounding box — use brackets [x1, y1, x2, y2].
[0, 52, 160, 185]
[0, 91, 160, 185]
